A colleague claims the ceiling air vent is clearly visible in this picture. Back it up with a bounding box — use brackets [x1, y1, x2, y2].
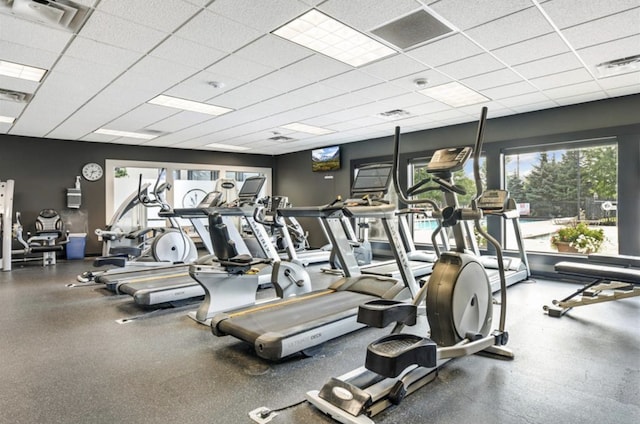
[595, 54, 640, 78]
[376, 109, 412, 120]
[5, 0, 90, 32]
[371, 9, 453, 50]
[0, 88, 31, 103]
[268, 135, 296, 142]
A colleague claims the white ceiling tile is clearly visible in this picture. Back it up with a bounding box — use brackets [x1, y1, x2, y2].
[425, 109, 473, 122]
[206, 55, 275, 83]
[390, 69, 454, 91]
[80, 133, 119, 142]
[211, 83, 281, 109]
[605, 85, 640, 97]
[123, 56, 200, 93]
[429, 0, 533, 30]
[319, 0, 421, 31]
[79, 10, 168, 53]
[145, 111, 216, 133]
[105, 104, 179, 130]
[458, 101, 510, 116]
[0, 101, 26, 118]
[321, 71, 384, 92]
[437, 54, 505, 79]
[498, 92, 551, 107]
[513, 52, 583, 79]
[0, 122, 12, 134]
[576, 34, 640, 67]
[0, 41, 59, 70]
[378, 92, 435, 110]
[252, 70, 312, 95]
[342, 102, 394, 119]
[554, 91, 609, 106]
[182, 0, 211, 7]
[465, 7, 555, 50]
[353, 83, 411, 101]
[543, 81, 603, 99]
[165, 71, 245, 102]
[541, 0, 640, 29]
[0, 14, 72, 54]
[208, 0, 308, 32]
[509, 100, 559, 113]
[462, 68, 525, 91]
[0, 75, 38, 94]
[64, 37, 141, 68]
[597, 71, 640, 90]
[149, 36, 227, 70]
[283, 55, 352, 83]
[492, 33, 570, 66]
[235, 35, 313, 69]
[360, 54, 429, 81]
[96, 0, 200, 32]
[530, 68, 594, 90]
[406, 34, 484, 67]
[482, 81, 538, 100]
[406, 100, 451, 115]
[174, 10, 262, 53]
[288, 83, 343, 103]
[561, 8, 640, 49]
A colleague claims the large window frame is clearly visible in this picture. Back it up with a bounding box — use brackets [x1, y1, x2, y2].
[105, 159, 272, 225]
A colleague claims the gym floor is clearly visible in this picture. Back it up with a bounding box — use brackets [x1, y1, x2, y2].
[1, 260, 638, 424]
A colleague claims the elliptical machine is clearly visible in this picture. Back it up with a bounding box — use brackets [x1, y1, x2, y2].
[305, 107, 513, 424]
[78, 171, 197, 282]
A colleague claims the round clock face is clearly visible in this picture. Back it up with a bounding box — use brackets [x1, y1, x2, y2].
[82, 162, 103, 181]
[182, 188, 207, 208]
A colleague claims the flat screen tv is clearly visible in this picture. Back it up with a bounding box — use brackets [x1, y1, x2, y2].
[311, 145, 341, 172]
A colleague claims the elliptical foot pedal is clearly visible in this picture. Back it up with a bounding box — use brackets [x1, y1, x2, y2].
[365, 334, 437, 378]
[358, 299, 417, 328]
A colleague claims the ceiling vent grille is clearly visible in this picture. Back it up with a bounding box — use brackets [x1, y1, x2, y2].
[0, 88, 31, 103]
[376, 109, 412, 120]
[1, 0, 90, 32]
[268, 135, 296, 142]
[595, 54, 640, 77]
[371, 9, 453, 50]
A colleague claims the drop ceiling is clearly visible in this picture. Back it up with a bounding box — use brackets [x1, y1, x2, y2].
[0, 0, 638, 155]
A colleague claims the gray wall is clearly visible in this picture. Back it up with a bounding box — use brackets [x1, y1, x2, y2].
[2, 94, 639, 259]
[275, 94, 640, 255]
[0, 135, 275, 255]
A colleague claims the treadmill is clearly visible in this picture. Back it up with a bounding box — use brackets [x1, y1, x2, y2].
[113, 177, 276, 306]
[359, 208, 444, 278]
[474, 192, 532, 292]
[210, 164, 420, 360]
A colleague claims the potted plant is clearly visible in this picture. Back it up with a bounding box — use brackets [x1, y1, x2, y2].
[550, 222, 605, 254]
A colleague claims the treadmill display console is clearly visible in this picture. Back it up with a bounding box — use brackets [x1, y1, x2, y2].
[427, 147, 472, 173]
[478, 189, 509, 211]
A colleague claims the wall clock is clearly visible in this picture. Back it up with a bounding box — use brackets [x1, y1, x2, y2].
[82, 162, 103, 181]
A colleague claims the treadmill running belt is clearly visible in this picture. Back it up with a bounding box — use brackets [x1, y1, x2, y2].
[214, 291, 378, 354]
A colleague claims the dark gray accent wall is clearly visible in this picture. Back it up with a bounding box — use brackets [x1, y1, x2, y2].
[0, 134, 274, 255]
[275, 94, 640, 252]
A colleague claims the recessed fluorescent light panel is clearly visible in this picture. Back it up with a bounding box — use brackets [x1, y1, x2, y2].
[148, 95, 233, 116]
[419, 82, 490, 107]
[272, 9, 396, 67]
[0, 60, 47, 82]
[94, 128, 158, 140]
[281, 122, 334, 135]
[0, 115, 16, 124]
[205, 143, 251, 151]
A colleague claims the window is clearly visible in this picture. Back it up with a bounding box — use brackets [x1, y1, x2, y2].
[410, 155, 485, 249]
[504, 141, 618, 255]
[105, 160, 272, 235]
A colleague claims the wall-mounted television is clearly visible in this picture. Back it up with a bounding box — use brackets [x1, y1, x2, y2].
[311, 145, 341, 172]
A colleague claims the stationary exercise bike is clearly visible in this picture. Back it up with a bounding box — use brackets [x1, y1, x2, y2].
[305, 107, 513, 424]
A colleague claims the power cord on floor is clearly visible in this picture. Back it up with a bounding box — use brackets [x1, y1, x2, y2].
[248, 399, 308, 423]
